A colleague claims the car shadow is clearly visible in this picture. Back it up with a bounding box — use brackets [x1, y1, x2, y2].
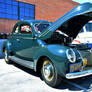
[12, 62, 92, 92]
[57, 76, 92, 91]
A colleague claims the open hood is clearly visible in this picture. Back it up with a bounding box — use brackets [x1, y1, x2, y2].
[38, 3, 92, 40]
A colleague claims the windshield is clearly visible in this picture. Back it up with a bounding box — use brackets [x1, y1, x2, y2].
[34, 23, 50, 33]
[80, 22, 92, 33]
[85, 23, 92, 32]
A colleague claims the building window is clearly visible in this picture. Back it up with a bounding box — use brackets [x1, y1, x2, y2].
[0, 0, 35, 20]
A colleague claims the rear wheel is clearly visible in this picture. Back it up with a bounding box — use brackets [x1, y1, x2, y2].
[41, 58, 62, 87]
[4, 49, 12, 64]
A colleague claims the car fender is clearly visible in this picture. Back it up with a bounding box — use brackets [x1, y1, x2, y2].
[33, 45, 69, 76]
[3, 40, 12, 55]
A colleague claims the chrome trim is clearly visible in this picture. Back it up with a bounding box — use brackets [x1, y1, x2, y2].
[9, 56, 34, 69]
[22, 38, 36, 40]
[66, 48, 76, 63]
[66, 69, 92, 79]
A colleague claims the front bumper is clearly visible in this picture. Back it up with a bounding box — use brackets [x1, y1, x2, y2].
[66, 69, 92, 79]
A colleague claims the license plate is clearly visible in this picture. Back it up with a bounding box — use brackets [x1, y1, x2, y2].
[69, 62, 82, 73]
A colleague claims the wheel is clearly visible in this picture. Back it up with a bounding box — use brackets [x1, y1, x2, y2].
[4, 49, 12, 64]
[41, 58, 62, 87]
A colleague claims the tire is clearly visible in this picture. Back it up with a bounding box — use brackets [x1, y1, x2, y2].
[4, 49, 12, 64]
[41, 58, 62, 87]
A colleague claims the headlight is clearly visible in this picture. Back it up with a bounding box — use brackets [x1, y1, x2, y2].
[66, 48, 76, 63]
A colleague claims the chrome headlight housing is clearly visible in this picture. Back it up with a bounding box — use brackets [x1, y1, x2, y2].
[66, 48, 76, 63]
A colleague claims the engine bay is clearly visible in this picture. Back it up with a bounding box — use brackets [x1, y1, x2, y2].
[44, 31, 91, 50]
[44, 31, 72, 45]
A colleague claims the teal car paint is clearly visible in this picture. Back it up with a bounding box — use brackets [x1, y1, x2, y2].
[33, 44, 68, 76]
[3, 3, 92, 87]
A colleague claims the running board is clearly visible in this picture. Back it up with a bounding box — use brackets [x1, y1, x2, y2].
[9, 56, 34, 69]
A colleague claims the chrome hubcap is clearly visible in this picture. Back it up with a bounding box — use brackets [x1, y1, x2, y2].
[42, 60, 54, 81]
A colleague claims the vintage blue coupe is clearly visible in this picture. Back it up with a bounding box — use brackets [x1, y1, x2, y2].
[3, 3, 92, 87]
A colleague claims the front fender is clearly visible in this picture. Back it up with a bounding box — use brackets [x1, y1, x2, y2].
[33, 45, 69, 77]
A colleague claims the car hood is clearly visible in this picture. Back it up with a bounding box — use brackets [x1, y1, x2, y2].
[38, 3, 92, 40]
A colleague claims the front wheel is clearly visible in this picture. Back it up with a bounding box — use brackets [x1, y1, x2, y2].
[4, 49, 12, 64]
[41, 58, 62, 87]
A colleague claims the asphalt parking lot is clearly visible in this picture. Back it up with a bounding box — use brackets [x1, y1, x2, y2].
[0, 59, 92, 92]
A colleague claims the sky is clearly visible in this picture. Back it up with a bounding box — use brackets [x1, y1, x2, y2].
[72, 0, 92, 3]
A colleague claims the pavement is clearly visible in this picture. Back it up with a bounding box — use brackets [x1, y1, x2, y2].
[0, 59, 92, 92]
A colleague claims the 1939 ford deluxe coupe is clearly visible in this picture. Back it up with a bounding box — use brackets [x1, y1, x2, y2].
[3, 3, 92, 87]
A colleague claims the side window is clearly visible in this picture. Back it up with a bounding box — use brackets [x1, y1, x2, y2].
[20, 24, 32, 34]
[15, 26, 19, 34]
[13, 25, 19, 34]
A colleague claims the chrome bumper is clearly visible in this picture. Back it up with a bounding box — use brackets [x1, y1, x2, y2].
[66, 69, 92, 79]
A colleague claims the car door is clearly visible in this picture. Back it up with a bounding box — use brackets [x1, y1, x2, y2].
[15, 23, 35, 61]
[9, 23, 21, 55]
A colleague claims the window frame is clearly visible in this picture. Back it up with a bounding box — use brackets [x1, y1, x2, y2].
[12, 24, 19, 34]
[0, 0, 35, 20]
[19, 23, 32, 34]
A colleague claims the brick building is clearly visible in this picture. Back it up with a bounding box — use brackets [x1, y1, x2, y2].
[0, 0, 79, 33]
